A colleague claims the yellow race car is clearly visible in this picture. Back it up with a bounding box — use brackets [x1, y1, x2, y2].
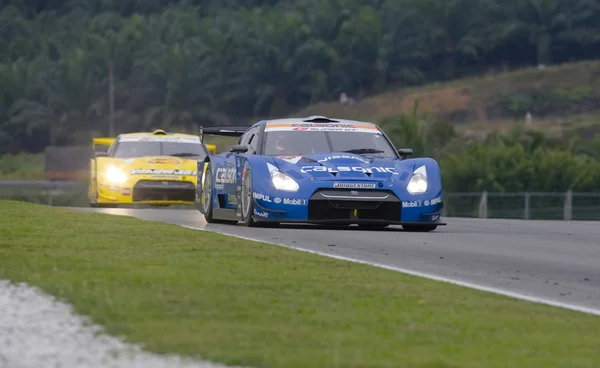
[89, 129, 216, 207]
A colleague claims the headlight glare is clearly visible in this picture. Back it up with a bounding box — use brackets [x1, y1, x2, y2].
[271, 171, 299, 191]
[407, 173, 427, 194]
[106, 165, 127, 184]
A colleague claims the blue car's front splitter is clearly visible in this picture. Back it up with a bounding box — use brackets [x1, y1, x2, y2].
[251, 198, 446, 226]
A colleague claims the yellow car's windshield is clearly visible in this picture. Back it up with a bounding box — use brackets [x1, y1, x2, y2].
[112, 137, 208, 159]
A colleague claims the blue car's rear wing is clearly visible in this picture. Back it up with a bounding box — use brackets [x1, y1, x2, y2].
[199, 125, 249, 141]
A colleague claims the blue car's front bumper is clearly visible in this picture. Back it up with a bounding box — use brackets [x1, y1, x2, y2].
[250, 182, 445, 226]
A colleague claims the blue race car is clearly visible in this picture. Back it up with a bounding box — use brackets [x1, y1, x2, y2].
[196, 116, 445, 231]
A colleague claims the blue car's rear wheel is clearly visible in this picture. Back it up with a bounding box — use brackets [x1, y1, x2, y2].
[202, 167, 217, 223]
[202, 166, 237, 224]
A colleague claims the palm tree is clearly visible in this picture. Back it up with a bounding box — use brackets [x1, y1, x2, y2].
[486, 0, 588, 66]
[405, 0, 488, 80]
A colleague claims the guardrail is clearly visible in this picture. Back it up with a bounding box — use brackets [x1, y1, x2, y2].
[0, 180, 85, 206]
[0, 182, 598, 220]
[443, 191, 600, 221]
[0, 181, 81, 190]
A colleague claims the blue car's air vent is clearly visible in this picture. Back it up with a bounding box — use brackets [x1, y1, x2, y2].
[302, 116, 339, 123]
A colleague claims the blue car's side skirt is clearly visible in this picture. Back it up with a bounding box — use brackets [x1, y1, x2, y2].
[212, 208, 240, 222]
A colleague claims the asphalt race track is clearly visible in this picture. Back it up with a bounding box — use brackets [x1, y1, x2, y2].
[75, 207, 600, 313]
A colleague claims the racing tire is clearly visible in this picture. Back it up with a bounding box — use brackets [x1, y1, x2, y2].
[202, 166, 237, 225]
[90, 202, 117, 208]
[240, 166, 267, 228]
[240, 166, 256, 227]
[402, 224, 438, 232]
[89, 190, 117, 208]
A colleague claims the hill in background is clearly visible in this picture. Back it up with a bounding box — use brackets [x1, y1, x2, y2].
[3, 60, 600, 181]
[292, 60, 600, 141]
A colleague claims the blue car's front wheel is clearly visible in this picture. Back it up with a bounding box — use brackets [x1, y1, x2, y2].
[240, 166, 278, 228]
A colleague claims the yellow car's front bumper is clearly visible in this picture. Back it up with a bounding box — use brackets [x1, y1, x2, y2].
[96, 179, 197, 205]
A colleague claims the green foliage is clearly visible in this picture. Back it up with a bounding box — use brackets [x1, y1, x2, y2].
[380, 115, 600, 193]
[1, 0, 600, 193]
[1, 0, 600, 152]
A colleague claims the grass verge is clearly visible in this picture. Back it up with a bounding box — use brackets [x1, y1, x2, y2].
[0, 200, 599, 368]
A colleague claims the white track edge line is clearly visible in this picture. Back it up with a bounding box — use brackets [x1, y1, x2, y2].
[180, 225, 600, 317]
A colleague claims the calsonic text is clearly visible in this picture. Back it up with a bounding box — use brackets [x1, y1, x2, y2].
[301, 166, 394, 173]
[131, 169, 195, 175]
[292, 123, 357, 131]
[215, 167, 236, 184]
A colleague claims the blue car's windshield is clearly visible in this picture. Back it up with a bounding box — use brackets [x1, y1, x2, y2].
[262, 129, 397, 158]
[112, 136, 207, 159]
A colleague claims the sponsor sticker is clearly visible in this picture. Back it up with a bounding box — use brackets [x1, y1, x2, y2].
[253, 192, 272, 202]
[430, 196, 442, 205]
[317, 155, 370, 164]
[274, 197, 282, 204]
[213, 183, 224, 190]
[283, 198, 307, 205]
[265, 122, 378, 133]
[227, 195, 238, 205]
[333, 182, 377, 189]
[120, 136, 200, 143]
[122, 188, 131, 195]
[215, 167, 236, 184]
[301, 166, 394, 174]
[146, 157, 181, 164]
[402, 200, 423, 208]
[131, 169, 195, 175]
[278, 156, 303, 164]
[253, 208, 268, 218]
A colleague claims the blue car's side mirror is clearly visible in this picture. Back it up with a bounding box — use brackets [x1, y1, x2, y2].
[398, 148, 413, 159]
[229, 145, 248, 153]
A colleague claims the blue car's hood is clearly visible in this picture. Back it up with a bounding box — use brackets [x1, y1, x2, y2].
[272, 152, 406, 181]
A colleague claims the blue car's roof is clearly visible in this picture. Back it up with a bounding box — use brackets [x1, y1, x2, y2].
[253, 116, 379, 128]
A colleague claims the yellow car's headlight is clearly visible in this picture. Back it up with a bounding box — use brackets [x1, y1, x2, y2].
[106, 165, 127, 185]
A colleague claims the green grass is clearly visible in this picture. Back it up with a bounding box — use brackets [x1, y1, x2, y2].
[0, 153, 45, 180]
[0, 200, 599, 367]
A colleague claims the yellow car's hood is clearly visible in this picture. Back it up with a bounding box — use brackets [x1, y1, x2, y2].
[104, 155, 198, 182]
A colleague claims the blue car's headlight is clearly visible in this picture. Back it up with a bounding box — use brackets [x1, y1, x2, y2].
[407, 165, 427, 194]
[267, 162, 299, 192]
[271, 171, 299, 191]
